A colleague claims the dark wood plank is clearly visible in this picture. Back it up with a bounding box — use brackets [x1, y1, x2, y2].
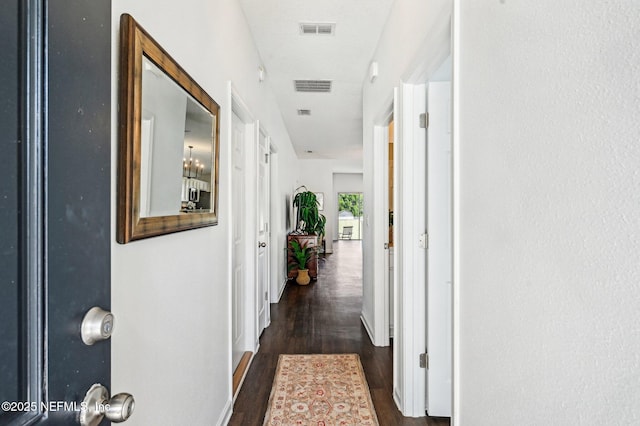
[229, 240, 450, 426]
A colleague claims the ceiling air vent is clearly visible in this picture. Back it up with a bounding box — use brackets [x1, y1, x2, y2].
[300, 22, 335, 36]
[294, 80, 332, 93]
[297, 109, 312, 116]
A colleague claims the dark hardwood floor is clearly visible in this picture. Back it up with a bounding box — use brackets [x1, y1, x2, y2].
[229, 240, 449, 426]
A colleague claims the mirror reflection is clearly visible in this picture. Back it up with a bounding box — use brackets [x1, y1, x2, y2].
[117, 14, 220, 244]
[139, 57, 215, 218]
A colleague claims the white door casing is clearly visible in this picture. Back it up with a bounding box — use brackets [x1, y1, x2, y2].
[231, 111, 247, 371]
[426, 81, 453, 417]
[368, 91, 397, 350]
[256, 128, 271, 335]
[394, 82, 428, 417]
[268, 147, 285, 302]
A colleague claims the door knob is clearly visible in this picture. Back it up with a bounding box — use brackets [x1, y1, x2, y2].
[258, 241, 266, 247]
[80, 384, 135, 425]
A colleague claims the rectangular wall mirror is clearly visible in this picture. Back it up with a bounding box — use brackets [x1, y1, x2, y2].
[117, 14, 220, 243]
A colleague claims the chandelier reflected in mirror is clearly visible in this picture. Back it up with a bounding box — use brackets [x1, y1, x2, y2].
[183, 145, 204, 179]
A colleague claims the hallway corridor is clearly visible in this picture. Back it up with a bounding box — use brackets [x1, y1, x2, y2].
[229, 241, 449, 425]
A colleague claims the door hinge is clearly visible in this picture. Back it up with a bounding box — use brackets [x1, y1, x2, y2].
[265, 153, 269, 163]
[419, 353, 428, 369]
[419, 112, 429, 129]
[419, 232, 428, 249]
[265, 291, 268, 301]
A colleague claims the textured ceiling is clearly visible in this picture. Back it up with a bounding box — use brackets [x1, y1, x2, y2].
[239, 0, 394, 160]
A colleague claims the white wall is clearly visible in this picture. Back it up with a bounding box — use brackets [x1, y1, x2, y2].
[110, 1, 297, 424]
[270, 148, 298, 301]
[361, 0, 452, 416]
[296, 159, 362, 254]
[455, 1, 640, 424]
[362, 0, 451, 344]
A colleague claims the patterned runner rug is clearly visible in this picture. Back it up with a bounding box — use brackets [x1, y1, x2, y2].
[263, 354, 379, 425]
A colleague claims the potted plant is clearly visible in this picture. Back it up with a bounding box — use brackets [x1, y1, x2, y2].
[292, 187, 326, 239]
[287, 239, 314, 285]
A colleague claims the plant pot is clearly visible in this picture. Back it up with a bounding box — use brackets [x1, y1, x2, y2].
[296, 269, 311, 285]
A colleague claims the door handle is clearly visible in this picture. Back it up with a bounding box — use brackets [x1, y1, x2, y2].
[258, 242, 267, 248]
[80, 384, 135, 425]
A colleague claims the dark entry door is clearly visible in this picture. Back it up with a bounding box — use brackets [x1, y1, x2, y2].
[1, 1, 114, 424]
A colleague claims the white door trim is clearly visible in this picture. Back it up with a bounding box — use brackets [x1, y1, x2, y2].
[426, 80, 453, 417]
[392, 82, 428, 417]
[370, 97, 395, 349]
[268, 144, 286, 302]
[256, 125, 271, 337]
[451, 4, 462, 423]
[228, 82, 259, 373]
[366, 123, 391, 348]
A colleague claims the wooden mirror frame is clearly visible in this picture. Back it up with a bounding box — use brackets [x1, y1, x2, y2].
[117, 14, 220, 244]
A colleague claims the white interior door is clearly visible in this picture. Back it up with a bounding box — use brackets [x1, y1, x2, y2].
[426, 81, 452, 417]
[256, 130, 270, 335]
[232, 112, 247, 371]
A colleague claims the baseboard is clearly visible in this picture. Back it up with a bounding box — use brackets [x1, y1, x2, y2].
[393, 388, 403, 414]
[360, 314, 376, 345]
[276, 278, 287, 302]
[216, 398, 233, 426]
[232, 351, 254, 400]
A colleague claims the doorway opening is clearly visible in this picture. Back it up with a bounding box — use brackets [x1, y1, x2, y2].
[337, 192, 364, 240]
